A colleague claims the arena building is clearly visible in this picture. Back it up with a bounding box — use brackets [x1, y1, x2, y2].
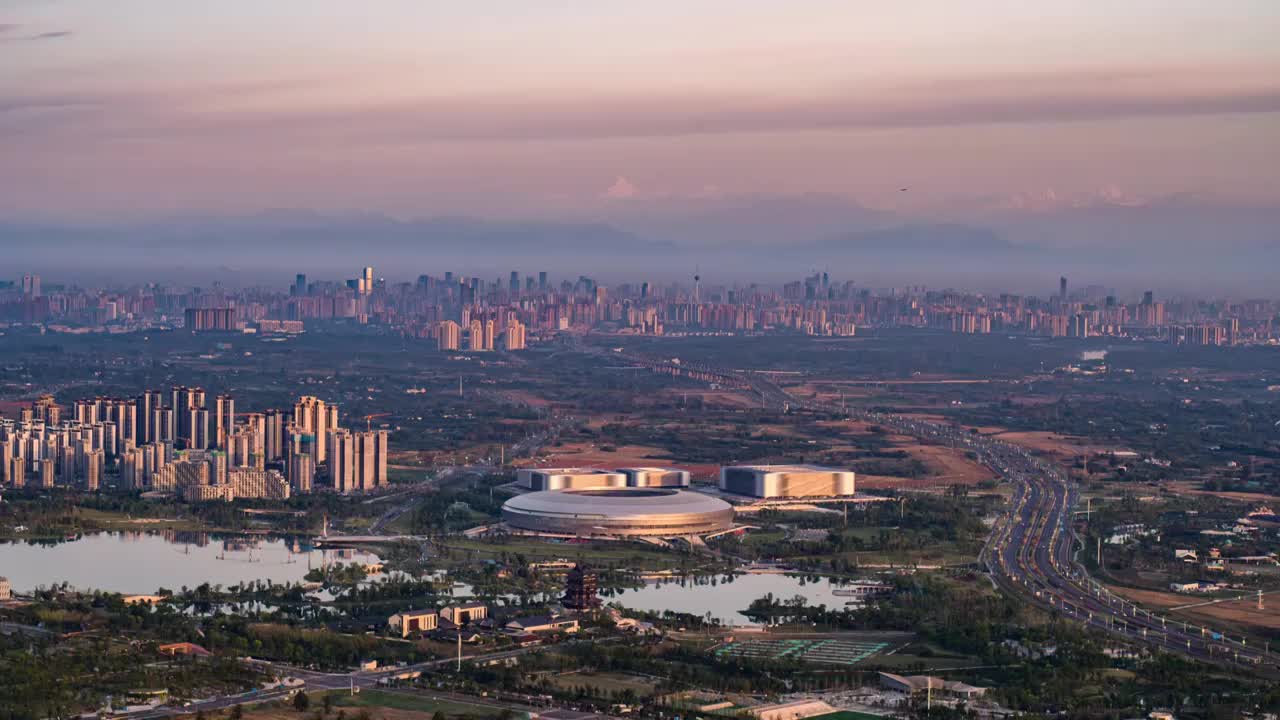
[618, 467, 691, 488]
[502, 488, 734, 537]
[516, 467, 626, 491]
[719, 464, 855, 499]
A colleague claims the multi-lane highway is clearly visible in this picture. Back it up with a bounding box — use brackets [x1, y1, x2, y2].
[983, 445, 1280, 674]
[740, 368, 1280, 675]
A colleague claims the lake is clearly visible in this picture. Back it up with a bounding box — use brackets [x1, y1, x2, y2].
[0, 531, 381, 594]
[608, 572, 857, 625]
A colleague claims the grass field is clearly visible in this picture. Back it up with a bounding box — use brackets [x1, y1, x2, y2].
[546, 671, 658, 697]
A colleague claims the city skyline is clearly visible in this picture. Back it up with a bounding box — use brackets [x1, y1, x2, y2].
[3, 6, 1280, 715]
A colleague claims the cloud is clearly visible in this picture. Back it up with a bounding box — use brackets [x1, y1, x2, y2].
[0, 26, 73, 44]
[601, 176, 637, 199]
[2, 64, 1279, 167]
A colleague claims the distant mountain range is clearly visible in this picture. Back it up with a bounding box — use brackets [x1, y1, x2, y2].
[1, 199, 1276, 294]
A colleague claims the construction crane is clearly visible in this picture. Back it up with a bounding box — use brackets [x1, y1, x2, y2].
[363, 413, 390, 430]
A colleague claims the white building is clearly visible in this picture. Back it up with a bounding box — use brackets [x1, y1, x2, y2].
[618, 467, 691, 488]
[719, 465, 855, 498]
[516, 467, 626, 491]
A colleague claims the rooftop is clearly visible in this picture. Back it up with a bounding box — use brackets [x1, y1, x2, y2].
[728, 464, 848, 473]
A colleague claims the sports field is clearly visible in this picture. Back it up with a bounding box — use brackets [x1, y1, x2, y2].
[714, 638, 888, 666]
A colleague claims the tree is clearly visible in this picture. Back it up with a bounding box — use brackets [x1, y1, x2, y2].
[432, 713, 446, 720]
[323, 693, 334, 715]
[230, 705, 245, 720]
[294, 691, 311, 712]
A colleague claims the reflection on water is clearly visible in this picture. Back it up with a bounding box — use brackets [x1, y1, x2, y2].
[609, 573, 858, 626]
[0, 531, 380, 594]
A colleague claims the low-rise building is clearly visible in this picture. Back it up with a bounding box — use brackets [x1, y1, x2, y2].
[504, 614, 580, 634]
[719, 465, 855, 498]
[617, 467, 691, 488]
[441, 602, 488, 626]
[388, 609, 440, 637]
[158, 642, 212, 657]
[879, 672, 987, 699]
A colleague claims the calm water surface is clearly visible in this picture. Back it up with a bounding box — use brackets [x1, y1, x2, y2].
[0, 531, 380, 594]
[610, 573, 854, 625]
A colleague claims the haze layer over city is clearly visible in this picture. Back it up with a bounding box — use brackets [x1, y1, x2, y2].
[2, 3, 1279, 720]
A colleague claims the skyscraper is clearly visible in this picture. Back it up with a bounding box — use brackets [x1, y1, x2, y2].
[293, 273, 307, 296]
[288, 450, 314, 493]
[328, 428, 354, 493]
[214, 395, 235, 450]
[503, 319, 527, 351]
[362, 266, 374, 295]
[85, 450, 103, 491]
[538, 271, 547, 290]
[293, 396, 336, 463]
[328, 428, 387, 493]
[190, 408, 210, 450]
[468, 319, 487, 351]
[438, 320, 461, 351]
[1059, 276, 1068, 301]
[264, 409, 286, 462]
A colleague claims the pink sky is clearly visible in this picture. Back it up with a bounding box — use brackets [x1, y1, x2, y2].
[1, 1, 1278, 219]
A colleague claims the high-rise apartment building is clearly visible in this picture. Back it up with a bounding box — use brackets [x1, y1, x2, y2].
[468, 319, 490, 351]
[503, 319, 527, 350]
[293, 396, 336, 464]
[327, 428, 388, 493]
[264, 409, 286, 462]
[438, 320, 461, 351]
[214, 395, 235, 449]
[288, 450, 314, 493]
[184, 308, 237, 331]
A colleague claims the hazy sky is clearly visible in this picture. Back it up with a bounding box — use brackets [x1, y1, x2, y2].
[2, 1, 1279, 219]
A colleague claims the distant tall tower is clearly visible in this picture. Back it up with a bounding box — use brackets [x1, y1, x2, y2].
[1059, 276, 1068, 301]
[693, 267, 701, 305]
[362, 266, 374, 295]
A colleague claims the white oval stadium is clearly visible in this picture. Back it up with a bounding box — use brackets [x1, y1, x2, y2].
[502, 488, 735, 537]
